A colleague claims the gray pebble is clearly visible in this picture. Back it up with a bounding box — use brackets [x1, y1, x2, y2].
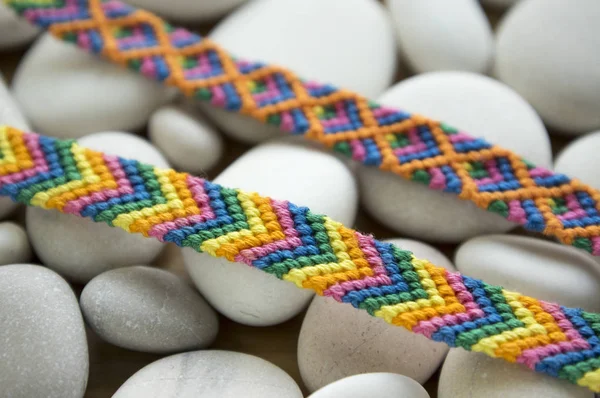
[0, 222, 32, 266]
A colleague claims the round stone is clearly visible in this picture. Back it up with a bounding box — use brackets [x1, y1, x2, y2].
[494, 0, 600, 134]
[309, 373, 430, 398]
[81, 266, 219, 354]
[113, 350, 303, 398]
[0, 264, 88, 398]
[358, 71, 551, 242]
[0, 222, 32, 266]
[124, 0, 247, 22]
[554, 131, 600, 188]
[183, 138, 358, 326]
[12, 33, 173, 138]
[149, 104, 223, 174]
[386, 0, 493, 73]
[0, 4, 39, 50]
[199, 0, 397, 143]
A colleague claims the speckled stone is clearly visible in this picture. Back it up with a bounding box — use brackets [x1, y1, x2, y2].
[309, 373, 430, 398]
[0, 221, 32, 266]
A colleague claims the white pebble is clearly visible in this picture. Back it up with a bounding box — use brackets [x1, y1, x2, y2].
[0, 4, 39, 50]
[12, 34, 173, 139]
[26, 132, 169, 283]
[299, 238, 452, 392]
[200, 0, 397, 143]
[183, 138, 358, 326]
[455, 234, 600, 312]
[358, 71, 551, 242]
[309, 373, 430, 398]
[149, 104, 223, 174]
[439, 350, 592, 398]
[0, 264, 88, 398]
[113, 350, 303, 398]
[386, 0, 493, 73]
[0, 222, 31, 266]
[494, 0, 600, 134]
[124, 0, 247, 22]
[555, 131, 600, 188]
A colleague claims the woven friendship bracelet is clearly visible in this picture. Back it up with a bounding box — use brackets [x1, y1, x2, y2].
[1, 125, 600, 391]
[6, 0, 600, 256]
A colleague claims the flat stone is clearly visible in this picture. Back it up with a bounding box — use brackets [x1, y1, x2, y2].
[0, 221, 31, 266]
[124, 0, 247, 22]
[309, 373, 429, 398]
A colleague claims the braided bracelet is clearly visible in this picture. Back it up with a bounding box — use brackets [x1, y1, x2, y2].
[1, 125, 600, 391]
[6, 0, 600, 256]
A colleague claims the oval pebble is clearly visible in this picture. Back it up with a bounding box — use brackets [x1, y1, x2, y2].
[125, 0, 246, 22]
[495, 0, 600, 135]
[199, 0, 397, 143]
[554, 131, 600, 188]
[309, 373, 429, 398]
[12, 33, 173, 138]
[0, 222, 31, 266]
[183, 138, 358, 326]
[26, 131, 169, 283]
[113, 350, 303, 398]
[386, 0, 493, 73]
[439, 349, 591, 398]
[358, 71, 551, 242]
[0, 4, 39, 49]
[149, 104, 223, 174]
[0, 264, 88, 398]
[81, 266, 218, 354]
[299, 238, 453, 392]
[455, 234, 600, 312]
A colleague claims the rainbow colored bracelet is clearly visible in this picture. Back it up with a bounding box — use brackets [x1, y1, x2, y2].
[6, 0, 600, 256]
[1, 125, 600, 391]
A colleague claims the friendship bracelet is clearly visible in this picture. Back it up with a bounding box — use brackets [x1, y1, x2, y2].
[1, 125, 600, 391]
[6, 0, 600, 256]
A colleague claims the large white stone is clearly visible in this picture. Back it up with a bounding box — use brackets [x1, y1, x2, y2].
[26, 132, 170, 283]
[386, 0, 493, 73]
[124, 0, 247, 22]
[554, 131, 600, 188]
[0, 264, 88, 398]
[439, 349, 591, 398]
[199, 0, 397, 143]
[183, 138, 358, 326]
[0, 222, 31, 266]
[455, 235, 600, 312]
[359, 71, 551, 242]
[12, 34, 173, 139]
[494, 0, 600, 134]
[0, 4, 39, 50]
[309, 373, 429, 398]
[149, 104, 223, 174]
[113, 350, 303, 398]
[299, 238, 453, 392]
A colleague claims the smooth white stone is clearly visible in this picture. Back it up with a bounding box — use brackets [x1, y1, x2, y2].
[0, 222, 31, 266]
[554, 131, 600, 188]
[149, 105, 223, 174]
[81, 266, 219, 354]
[12, 34, 173, 139]
[113, 350, 303, 398]
[359, 71, 551, 242]
[455, 235, 600, 312]
[0, 264, 88, 398]
[299, 238, 452, 392]
[386, 0, 493, 73]
[495, 0, 600, 134]
[0, 4, 39, 49]
[199, 0, 397, 143]
[309, 373, 430, 398]
[439, 349, 592, 398]
[26, 132, 169, 283]
[183, 138, 358, 326]
[125, 0, 247, 22]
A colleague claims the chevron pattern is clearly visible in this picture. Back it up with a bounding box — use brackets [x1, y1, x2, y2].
[1, 125, 600, 391]
[6, 0, 600, 256]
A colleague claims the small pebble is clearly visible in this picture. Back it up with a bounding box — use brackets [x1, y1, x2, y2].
[183, 138, 358, 326]
[494, 0, 600, 134]
[26, 131, 169, 283]
[309, 373, 430, 398]
[455, 234, 600, 312]
[554, 130, 600, 188]
[439, 349, 592, 398]
[0, 222, 31, 266]
[0, 4, 39, 49]
[359, 71, 551, 242]
[386, 0, 493, 73]
[81, 266, 219, 354]
[113, 350, 303, 398]
[149, 104, 223, 174]
[12, 34, 174, 138]
[200, 0, 397, 143]
[0, 264, 88, 398]
[125, 0, 247, 22]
